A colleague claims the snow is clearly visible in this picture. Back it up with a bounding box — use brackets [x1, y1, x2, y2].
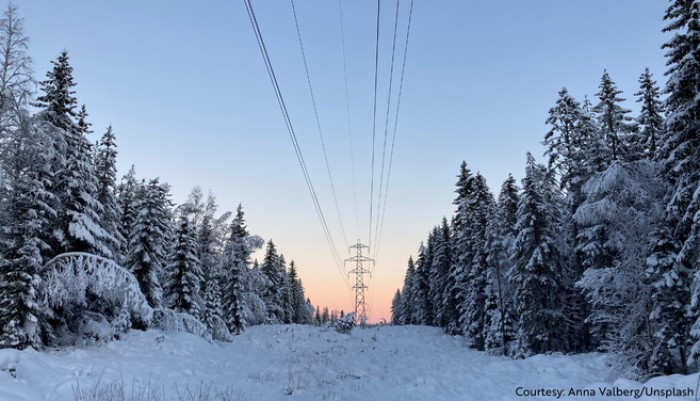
[0, 325, 697, 401]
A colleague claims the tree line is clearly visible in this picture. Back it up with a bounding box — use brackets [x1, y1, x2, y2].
[0, 4, 316, 350]
[392, 0, 700, 379]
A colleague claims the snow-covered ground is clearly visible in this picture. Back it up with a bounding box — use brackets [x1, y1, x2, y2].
[0, 325, 697, 401]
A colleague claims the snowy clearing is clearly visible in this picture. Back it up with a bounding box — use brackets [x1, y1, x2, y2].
[0, 325, 697, 401]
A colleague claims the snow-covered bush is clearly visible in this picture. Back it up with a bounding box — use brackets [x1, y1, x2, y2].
[335, 312, 355, 335]
[151, 309, 213, 342]
[39, 253, 154, 345]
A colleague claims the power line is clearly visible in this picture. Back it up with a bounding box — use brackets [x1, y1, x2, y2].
[243, 0, 349, 289]
[373, 0, 402, 258]
[368, 0, 402, 321]
[368, 0, 381, 251]
[338, 0, 360, 241]
[373, 0, 414, 262]
[290, 0, 349, 249]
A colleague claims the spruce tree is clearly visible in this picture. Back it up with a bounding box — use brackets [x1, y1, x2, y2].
[219, 205, 250, 334]
[659, 0, 700, 373]
[0, 112, 55, 349]
[482, 177, 520, 355]
[260, 240, 285, 323]
[116, 165, 142, 264]
[34, 50, 77, 132]
[634, 68, 665, 160]
[288, 260, 304, 324]
[509, 153, 566, 356]
[127, 178, 171, 308]
[400, 257, 417, 325]
[94, 125, 125, 260]
[414, 240, 434, 325]
[432, 219, 453, 330]
[544, 88, 589, 191]
[576, 160, 667, 377]
[164, 213, 203, 318]
[36, 53, 112, 257]
[458, 173, 494, 350]
[592, 70, 636, 162]
[391, 289, 402, 325]
[277, 254, 293, 324]
[445, 162, 476, 334]
[201, 270, 227, 339]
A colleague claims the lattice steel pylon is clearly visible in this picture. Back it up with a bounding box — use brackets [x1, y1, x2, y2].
[345, 240, 374, 325]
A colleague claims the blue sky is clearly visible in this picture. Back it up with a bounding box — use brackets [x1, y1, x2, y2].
[16, 1, 669, 321]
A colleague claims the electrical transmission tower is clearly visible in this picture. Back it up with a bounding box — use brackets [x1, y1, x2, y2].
[345, 240, 374, 325]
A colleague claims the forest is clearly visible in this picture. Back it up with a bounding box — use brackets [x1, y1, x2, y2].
[0, 3, 321, 350]
[391, 0, 700, 380]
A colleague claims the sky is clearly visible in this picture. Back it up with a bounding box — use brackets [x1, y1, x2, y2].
[15, 1, 669, 323]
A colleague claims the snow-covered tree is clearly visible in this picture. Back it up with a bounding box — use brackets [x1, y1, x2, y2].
[127, 178, 171, 308]
[0, 112, 54, 349]
[659, 0, 700, 374]
[288, 261, 310, 324]
[115, 166, 141, 264]
[543, 88, 591, 191]
[400, 257, 417, 325]
[482, 177, 520, 355]
[390, 289, 402, 325]
[634, 68, 665, 160]
[592, 70, 636, 163]
[54, 104, 113, 256]
[219, 205, 251, 334]
[260, 240, 288, 323]
[94, 125, 125, 260]
[164, 213, 203, 318]
[509, 153, 566, 356]
[413, 240, 433, 325]
[200, 269, 230, 341]
[430, 220, 452, 329]
[457, 173, 494, 350]
[241, 259, 269, 326]
[575, 160, 668, 377]
[445, 163, 478, 335]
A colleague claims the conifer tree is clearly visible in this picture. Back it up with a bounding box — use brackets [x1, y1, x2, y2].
[509, 153, 566, 356]
[219, 205, 250, 334]
[634, 68, 665, 160]
[201, 270, 228, 339]
[127, 178, 171, 307]
[482, 177, 520, 355]
[288, 260, 305, 323]
[576, 160, 667, 377]
[260, 240, 285, 323]
[94, 125, 125, 260]
[116, 165, 141, 258]
[544, 88, 589, 191]
[34, 50, 76, 132]
[659, 0, 700, 373]
[445, 162, 476, 334]
[400, 257, 417, 325]
[458, 173, 494, 350]
[0, 112, 54, 349]
[36, 53, 112, 258]
[413, 240, 433, 325]
[429, 221, 451, 329]
[277, 254, 293, 324]
[391, 289, 402, 325]
[592, 70, 636, 162]
[164, 213, 203, 318]
[57, 104, 113, 256]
